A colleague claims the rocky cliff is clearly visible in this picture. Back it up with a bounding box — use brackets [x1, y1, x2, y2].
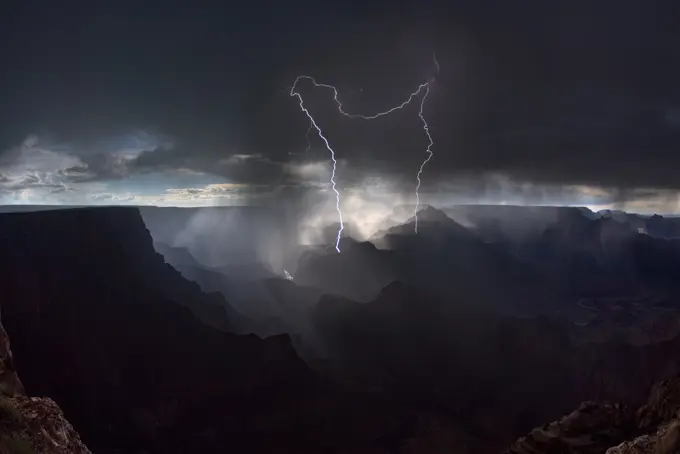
[0, 206, 240, 332]
[1, 315, 91, 454]
[506, 376, 680, 454]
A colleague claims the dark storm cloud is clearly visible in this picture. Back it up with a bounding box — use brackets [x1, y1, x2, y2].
[469, 94, 680, 190]
[129, 147, 286, 185]
[2, 0, 680, 196]
[0, 133, 150, 192]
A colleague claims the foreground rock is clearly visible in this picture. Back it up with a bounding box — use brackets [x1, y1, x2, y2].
[1, 316, 91, 454]
[0, 396, 92, 454]
[605, 420, 679, 453]
[504, 402, 634, 453]
[506, 376, 680, 454]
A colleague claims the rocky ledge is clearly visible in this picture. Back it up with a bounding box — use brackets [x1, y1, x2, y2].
[0, 396, 92, 454]
[505, 376, 680, 454]
[1, 318, 91, 454]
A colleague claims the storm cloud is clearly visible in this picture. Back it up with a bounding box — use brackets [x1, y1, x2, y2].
[1, 0, 680, 210]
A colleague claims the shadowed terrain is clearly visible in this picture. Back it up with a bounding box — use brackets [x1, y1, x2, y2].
[2, 205, 680, 452]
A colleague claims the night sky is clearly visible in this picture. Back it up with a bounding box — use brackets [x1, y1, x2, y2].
[2, 0, 680, 212]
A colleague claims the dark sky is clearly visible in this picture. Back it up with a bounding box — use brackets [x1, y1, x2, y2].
[1, 0, 680, 209]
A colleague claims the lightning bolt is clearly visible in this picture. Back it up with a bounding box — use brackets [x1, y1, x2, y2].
[293, 75, 430, 121]
[290, 56, 439, 250]
[414, 54, 440, 233]
[414, 83, 434, 234]
[290, 79, 344, 253]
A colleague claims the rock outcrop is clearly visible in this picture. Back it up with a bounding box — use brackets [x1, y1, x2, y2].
[506, 375, 680, 454]
[0, 396, 92, 454]
[605, 420, 680, 454]
[504, 402, 634, 453]
[1, 313, 91, 454]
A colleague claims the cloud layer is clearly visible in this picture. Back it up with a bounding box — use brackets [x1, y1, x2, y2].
[2, 1, 680, 212]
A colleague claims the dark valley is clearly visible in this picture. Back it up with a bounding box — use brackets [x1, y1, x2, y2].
[0, 205, 680, 453]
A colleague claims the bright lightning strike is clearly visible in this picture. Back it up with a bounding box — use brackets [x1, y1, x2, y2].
[294, 76, 431, 121]
[414, 54, 439, 233]
[414, 83, 433, 234]
[290, 57, 438, 251]
[290, 79, 345, 253]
